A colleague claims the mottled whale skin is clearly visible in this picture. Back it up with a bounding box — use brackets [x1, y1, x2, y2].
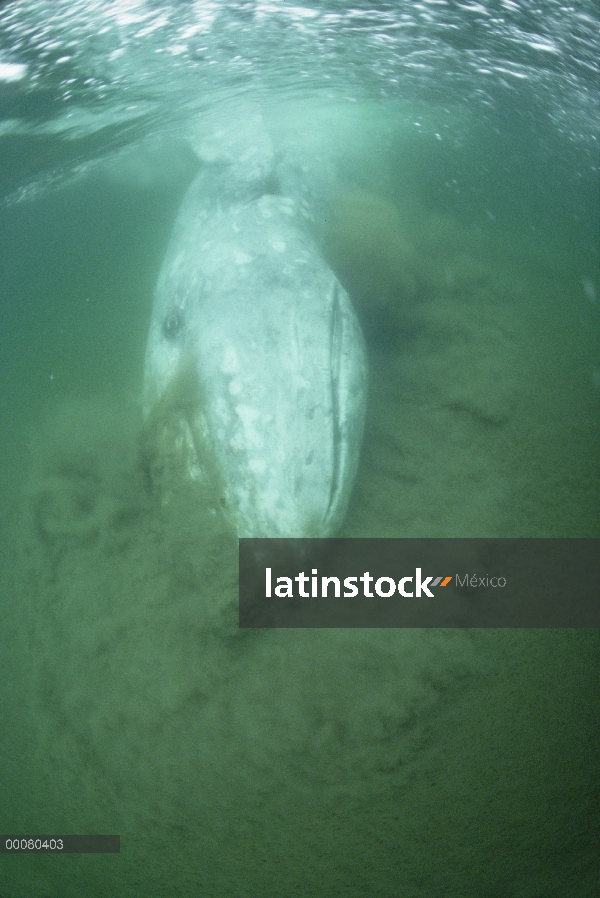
[143, 164, 367, 538]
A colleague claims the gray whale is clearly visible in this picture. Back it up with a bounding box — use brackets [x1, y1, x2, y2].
[143, 161, 367, 538]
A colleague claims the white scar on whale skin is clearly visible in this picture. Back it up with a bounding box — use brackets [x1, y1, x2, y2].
[143, 164, 367, 539]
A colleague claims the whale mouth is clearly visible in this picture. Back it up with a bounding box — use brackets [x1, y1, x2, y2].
[323, 279, 344, 527]
[319, 274, 368, 535]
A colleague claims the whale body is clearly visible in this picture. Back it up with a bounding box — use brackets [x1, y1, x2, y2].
[143, 160, 367, 538]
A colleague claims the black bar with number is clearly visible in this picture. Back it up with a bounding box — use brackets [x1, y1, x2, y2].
[1, 836, 120, 853]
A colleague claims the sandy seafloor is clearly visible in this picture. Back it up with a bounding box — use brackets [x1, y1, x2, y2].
[0, 108, 599, 897]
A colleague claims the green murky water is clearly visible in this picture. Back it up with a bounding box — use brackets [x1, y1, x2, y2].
[0, 3, 598, 896]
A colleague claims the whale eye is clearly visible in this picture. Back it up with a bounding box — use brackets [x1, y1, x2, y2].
[162, 309, 184, 339]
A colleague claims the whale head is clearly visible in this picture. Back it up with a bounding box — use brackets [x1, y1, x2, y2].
[143, 168, 367, 538]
